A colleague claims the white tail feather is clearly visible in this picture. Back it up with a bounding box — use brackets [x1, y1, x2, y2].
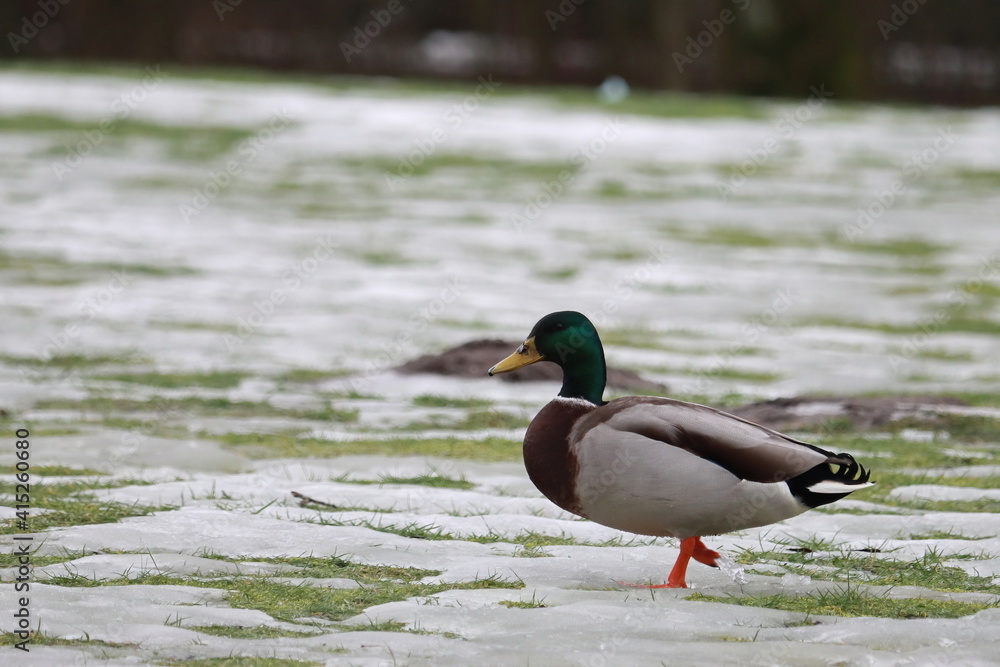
[808, 480, 875, 494]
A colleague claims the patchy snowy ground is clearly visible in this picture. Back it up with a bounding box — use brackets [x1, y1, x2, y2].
[2, 63, 1000, 666]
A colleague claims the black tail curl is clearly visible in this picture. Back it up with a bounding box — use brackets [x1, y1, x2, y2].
[786, 453, 873, 509]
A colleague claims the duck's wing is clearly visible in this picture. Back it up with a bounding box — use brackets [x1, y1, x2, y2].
[574, 396, 870, 487]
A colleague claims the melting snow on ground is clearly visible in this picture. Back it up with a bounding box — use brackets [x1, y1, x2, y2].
[2, 66, 1000, 665]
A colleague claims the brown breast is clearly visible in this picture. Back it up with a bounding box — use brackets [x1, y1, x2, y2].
[523, 398, 596, 517]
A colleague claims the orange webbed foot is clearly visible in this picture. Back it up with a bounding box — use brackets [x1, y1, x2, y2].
[691, 537, 720, 568]
[617, 537, 720, 589]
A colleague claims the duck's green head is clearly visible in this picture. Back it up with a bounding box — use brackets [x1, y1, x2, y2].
[488, 311, 607, 404]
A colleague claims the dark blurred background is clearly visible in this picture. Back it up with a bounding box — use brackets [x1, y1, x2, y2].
[3, 0, 999, 105]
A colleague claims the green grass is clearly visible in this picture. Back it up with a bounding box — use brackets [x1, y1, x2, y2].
[89, 417, 190, 440]
[94, 370, 248, 389]
[837, 237, 944, 258]
[595, 179, 629, 198]
[277, 368, 353, 384]
[535, 266, 581, 281]
[0, 464, 108, 477]
[673, 365, 782, 383]
[514, 544, 556, 558]
[850, 390, 1000, 410]
[588, 246, 651, 262]
[306, 514, 635, 550]
[412, 394, 493, 409]
[907, 530, 981, 541]
[214, 432, 523, 462]
[343, 620, 410, 632]
[800, 315, 1000, 337]
[959, 281, 1000, 300]
[3, 352, 146, 370]
[499, 595, 548, 609]
[949, 168, 1000, 189]
[28, 551, 520, 627]
[188, 625, 319, 639]
[307, 518, 459, 542]
[381, 473, 475, 489]
[907, 348, 974, 362]
[599, 327, 665, 350]
[677, 225, 782, 248]
[891, 498, 1000, 513]
[0, 472, 169, 535]
[886, 413, 1000, 443]
[0, 633, 138, 649]
[43, 553, 442, 588]
[0, 250, 196, 286]
[398, 410, 528, 431]
[663, 390, 760, 407]
[0, 112, 257, 162]
[33, 395, 359, 423]
[228, 575, 520, 623]
[0, 497, 170, 535]
[884, 284, 935, 296]
[247, 555, 441, 583]
[736, 541, 1000, 595]
[454, 410, 529, 430]
[0, 547, 94, 570]
[689, 587, 995, 619]
[148, 319, 234, 332]
[659, 226, 947, 265]
[159, 659, 322, 667]
[400, 407, 526, 431]
[358, 249, 412, 266]
[344, 154, 573, 182]
[336, 473, 474, 490]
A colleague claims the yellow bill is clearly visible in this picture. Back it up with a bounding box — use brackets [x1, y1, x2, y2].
[488, 337, 544, 375]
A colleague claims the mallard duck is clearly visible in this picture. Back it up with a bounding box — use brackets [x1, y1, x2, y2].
[488, 311, 873, 588]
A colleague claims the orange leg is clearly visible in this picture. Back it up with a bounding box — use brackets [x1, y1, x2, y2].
[621, 537, 720, 589]
[662, 536, 697, 588]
